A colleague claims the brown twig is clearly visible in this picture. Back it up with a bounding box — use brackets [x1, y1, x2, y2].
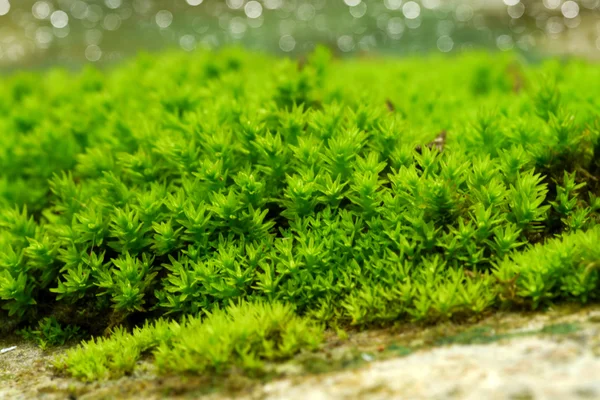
[385, 99, 395, 113]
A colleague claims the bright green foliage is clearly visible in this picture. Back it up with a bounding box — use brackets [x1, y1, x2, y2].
[53, 302, 322, 381]
[2, 48, 600, 359]
[18, 317, 81, 350]
[154, 301, 323, 375]
[494, 226, 600, 307]
[53, 317, 180, 381]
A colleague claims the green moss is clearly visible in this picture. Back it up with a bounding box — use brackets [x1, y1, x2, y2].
[435, 321, 582, 346]
[385, 343, 413, 356]
[539, 322, 580, 335]
[435, 326, 500, 346]
[17, 317, 82, 350]
[1, 47, 600, 380]
[53, 302, 322, 381]
[0, 374, 15, 382]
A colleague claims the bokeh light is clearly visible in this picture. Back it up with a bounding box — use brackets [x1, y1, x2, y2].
[50, 10, 69, 29]
[0, 0, 10, 17]
[0, 0, 598, 68]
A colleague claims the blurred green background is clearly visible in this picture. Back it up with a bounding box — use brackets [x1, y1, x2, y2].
[0, 0, 599, 69]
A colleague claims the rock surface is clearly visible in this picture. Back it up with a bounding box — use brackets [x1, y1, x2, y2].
[258, 336, 600, 400]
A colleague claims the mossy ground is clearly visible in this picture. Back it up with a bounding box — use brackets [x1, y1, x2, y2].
[0, 304, 600, 399]
[2, 47, 600, 388]
[2, 302, 600, 399]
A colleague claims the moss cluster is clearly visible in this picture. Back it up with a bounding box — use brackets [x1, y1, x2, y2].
[53, 302, 321, 381]
[1, 47, 600, 379]
[17, 316, 81, 350]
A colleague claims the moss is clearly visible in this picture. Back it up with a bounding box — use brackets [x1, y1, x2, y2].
[1, 47, 600, 380]
[53, 302, 323, 381]
[435, 322, 582, 346]
[539, 322, 580, 335]
[17, 317, 82, 350]
[435, 326, 500, 346]
[385, 343, 413, 356]
[2, 303, 599, 397]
